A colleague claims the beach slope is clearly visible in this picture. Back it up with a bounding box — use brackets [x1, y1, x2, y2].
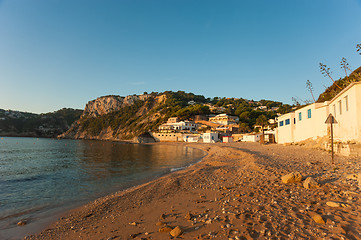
[26, 142, 361, 239]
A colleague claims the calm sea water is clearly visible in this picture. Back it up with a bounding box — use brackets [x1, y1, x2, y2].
[0, 137, 205, 239]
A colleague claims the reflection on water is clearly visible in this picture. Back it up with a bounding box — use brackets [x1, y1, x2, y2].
[0, 137, 205, 239]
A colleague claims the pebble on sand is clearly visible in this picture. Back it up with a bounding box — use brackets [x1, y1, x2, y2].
[312, 213, 325, 224]
[281, 172, 303, 183]
[170, 226, 183, 237]
[185, 212, 193, 220]
[346, 174, 358, 180]
[159, 226, 172, 232]
[303, 177, 320, 189]
[326, 201, 340, 207]
[156, 221, 166, 226]
[17, 220, 27, 226]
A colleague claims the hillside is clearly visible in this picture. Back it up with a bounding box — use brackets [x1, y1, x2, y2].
[317, 66, 361, 102]
[0, 108, 82, 137]
[59, 91, 293, 141]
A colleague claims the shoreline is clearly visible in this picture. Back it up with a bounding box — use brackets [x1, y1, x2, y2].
[24, 142, 361, 239]
[0, 140, 206, 240]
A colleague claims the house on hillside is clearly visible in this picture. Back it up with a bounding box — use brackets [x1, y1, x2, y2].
[215, 125, 239, 134]
[209, 114, 239, 125]
[167, 117, 180, 123]
[158, 119, 197, 133]
[276, 82, 361, 146]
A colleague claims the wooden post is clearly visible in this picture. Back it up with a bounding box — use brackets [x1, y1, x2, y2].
[325, 113, 337, 164]
[331, 122, 334, 164]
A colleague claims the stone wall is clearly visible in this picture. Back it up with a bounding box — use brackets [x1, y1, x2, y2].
[151, 132, 184, 142]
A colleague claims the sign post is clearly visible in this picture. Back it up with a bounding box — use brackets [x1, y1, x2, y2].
[325, 113, 338, 164]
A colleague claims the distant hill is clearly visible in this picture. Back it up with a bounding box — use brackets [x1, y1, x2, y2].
[317, 66, 361, 102]
[0, 108, 83, 137]
[59, 91, 293, 141]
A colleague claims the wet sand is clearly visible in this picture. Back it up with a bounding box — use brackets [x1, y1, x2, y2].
[25, 142, 361, 240]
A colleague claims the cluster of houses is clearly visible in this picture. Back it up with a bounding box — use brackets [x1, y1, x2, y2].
[152, 113, 276, 143]
[152, 82, 361, 155]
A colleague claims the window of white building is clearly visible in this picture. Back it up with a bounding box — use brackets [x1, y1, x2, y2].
[344, 95, 348, 111]
[338, 100, 342, 115]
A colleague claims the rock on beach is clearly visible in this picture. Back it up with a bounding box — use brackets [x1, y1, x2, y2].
[170, 226, 183, 237]
[281, 172, 302, 183]
[326, 201, 340, 207]
[312, 213, 325, 224]
[303, 177, 320, 189]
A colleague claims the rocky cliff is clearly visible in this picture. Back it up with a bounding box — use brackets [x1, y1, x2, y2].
[82, 94, 151, 117]
[59, 94, 168, 141]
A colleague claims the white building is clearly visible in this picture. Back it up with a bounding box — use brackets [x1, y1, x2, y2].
[276, 82, 361, 144]
[222, 136, 233, 143]
[242, 133, 262, 142]
[158, 120, 197, 132]
[202, 132, 219, 143]
[183, 135, 199, 142]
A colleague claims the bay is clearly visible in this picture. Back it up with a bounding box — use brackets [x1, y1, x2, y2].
[0, 137, 205, 239]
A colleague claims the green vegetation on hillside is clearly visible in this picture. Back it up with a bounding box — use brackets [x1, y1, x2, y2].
[75, 91, 293, 139]
[0, 108, 82, 137]
[317, 66, 361, 102]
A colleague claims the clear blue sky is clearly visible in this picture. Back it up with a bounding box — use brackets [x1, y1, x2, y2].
[0, 0, 360, 113]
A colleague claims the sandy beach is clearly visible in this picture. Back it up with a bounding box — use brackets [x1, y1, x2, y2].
[24, 142, 361, 240]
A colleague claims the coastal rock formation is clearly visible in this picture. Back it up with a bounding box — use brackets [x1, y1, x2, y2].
[59, 93, 166, 141]
[82, 95, 150, 118]
[82, 95, 124, 117]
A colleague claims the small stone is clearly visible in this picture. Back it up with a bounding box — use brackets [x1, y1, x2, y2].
[129, 222, 137, 226]
[312, 213, 325, 224]
[281, 172, 302, 184]
[156, 221, 166, 226]
[346, 174, 358, 180]
[129, 233, 141, 238]
[170, 226, 183, 237]
[185, 212, 193, 220]
[326, 201, 340, 207]
[303, 177, 320, 189]
[340, 203, 350, 208]
[160, 213, 166, 220]
[17, 220, 27, 226]
[159, 226, 172, 232]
